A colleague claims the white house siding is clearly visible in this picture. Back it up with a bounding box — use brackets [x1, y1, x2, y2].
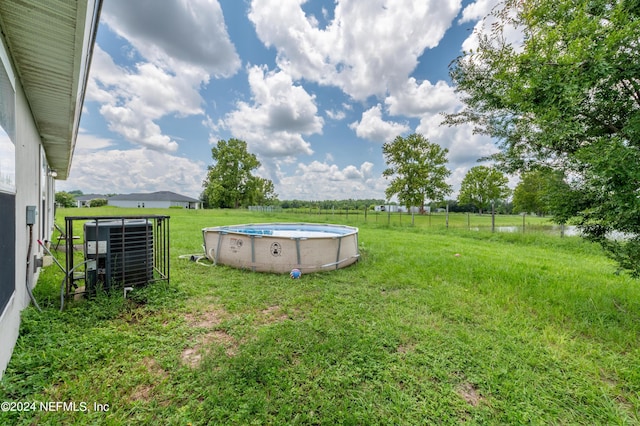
[109, 200, 171, 209]
[108, 200, 197, 209]
[169, 201, 189, 208]
[0, 40, 55, 377]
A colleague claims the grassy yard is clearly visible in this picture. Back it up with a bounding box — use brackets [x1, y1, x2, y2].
[1, 207, 639, 424]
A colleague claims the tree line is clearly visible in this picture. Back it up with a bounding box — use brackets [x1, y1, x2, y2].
[200, 133, 565, 216]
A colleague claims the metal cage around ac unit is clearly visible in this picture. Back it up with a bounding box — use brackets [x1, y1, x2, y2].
[63, 215, 169, 297]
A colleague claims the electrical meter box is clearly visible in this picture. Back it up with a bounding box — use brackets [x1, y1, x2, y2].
[26, 205, 37, 225]
[84, 219, 153, 293]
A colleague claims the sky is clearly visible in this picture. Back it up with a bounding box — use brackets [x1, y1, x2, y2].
[58, 0, 508, 201]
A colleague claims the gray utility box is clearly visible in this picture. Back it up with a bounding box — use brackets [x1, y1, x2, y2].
[84, 219, 153, 293]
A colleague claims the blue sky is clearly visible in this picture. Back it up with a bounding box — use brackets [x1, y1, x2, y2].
[59, 0, 506, 201]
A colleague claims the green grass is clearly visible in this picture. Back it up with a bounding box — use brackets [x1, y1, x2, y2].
[1, 207, 639, 424]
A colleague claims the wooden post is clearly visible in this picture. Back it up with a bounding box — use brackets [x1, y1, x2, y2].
[493, 201, 497, 232]
[446, 204, 449, 229]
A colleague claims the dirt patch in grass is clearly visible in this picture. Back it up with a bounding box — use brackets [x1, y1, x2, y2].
[128, 357, 169, 404]
[128, 382, 171, 407]
[258, 305, 293, 324]
[210, 330, 238, 356]
[184, 306, 227, 328]
[396, 343, 416, 354]
[457, 382, 484, 407]
[130, 384, 154, 402]
[142, 356, 168, 379]
[181, 347, 203, 368]
[181, 330, 238, 368]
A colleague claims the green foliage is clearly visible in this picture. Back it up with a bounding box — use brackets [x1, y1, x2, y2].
[55, 191, 76, 208]
[247, 176, 278, 206]
[382, 133, 452, 210]
[88, 198, 107, 208]
[458, 166, 510, 214]
[512, 168, 569, 216]
[202, 138, 277, 208]
[446, 0, 640, 274]
[279, 198, 386, 210]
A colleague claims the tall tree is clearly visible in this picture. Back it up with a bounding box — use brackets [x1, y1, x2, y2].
[202, 139, 275, 208]
[512, 169, 568, 216]
[382, 133, 452, 211]
[55, 191, 76, 208]
[458, 166, 510, 214]
[246, 176, 278, 206]
[446, 0, 640, 274]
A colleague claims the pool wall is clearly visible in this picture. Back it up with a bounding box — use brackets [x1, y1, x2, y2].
[202, 223, 359, 273]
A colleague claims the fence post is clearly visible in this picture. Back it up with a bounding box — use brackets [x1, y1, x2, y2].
[491, 200, 495, 233]
[446, 204, 449, 229]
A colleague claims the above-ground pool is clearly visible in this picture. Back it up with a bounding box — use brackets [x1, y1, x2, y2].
[202, 223, 359, 273]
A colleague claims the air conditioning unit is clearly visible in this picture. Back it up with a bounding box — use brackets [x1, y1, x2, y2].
[84, 219, 154, 293]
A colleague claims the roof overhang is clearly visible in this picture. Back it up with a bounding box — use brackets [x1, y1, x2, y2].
[0, 0, 102, 180]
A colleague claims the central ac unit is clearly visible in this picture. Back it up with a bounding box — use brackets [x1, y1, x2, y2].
[83, 219, 153, 292]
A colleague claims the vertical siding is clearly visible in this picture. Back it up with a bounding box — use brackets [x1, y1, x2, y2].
[0, 67, 49, 378]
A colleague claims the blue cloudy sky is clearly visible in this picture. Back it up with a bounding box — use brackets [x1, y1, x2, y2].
[58, 0, 507, 201]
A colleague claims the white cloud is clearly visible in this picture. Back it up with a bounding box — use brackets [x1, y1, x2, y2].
[416, 113, 497, 169]
[87, 45, 203, 152]
[385, 78, 459, 117]
[99, 104, 179, 152]
[86, 0, 241, 153]
[326, 109, 346, 120]
[73, 130, 115, 152]
[276, 160, 385, 200]
[459, 0, 497, 24]
[221, 66, 322, 158]
[85, 48, 120, 104]
[249, 0, 462, 100]
[102, 0, 241, 76]
[60, 132, 206, 198]
[349, 104, 410, 143]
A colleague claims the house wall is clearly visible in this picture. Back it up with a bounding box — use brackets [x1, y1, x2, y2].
[171, 201, 197, 209]
[76, 198, 102, 208]
[108, 200, 199, 209]
[108, 200, 172, 209]
[0, 35, 54, 378]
